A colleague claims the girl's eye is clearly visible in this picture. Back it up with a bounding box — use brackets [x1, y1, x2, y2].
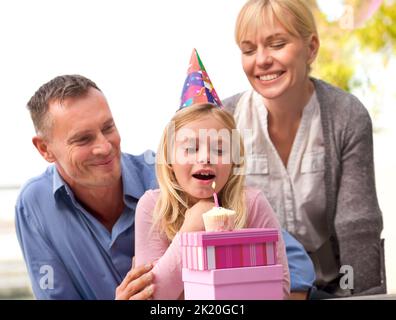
[215, 149, 223, 155]
[185, 147, 198, 153]
[212, 147, 228, 156]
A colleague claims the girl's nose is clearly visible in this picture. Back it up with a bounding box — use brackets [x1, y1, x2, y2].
[197, 147, 210, 164]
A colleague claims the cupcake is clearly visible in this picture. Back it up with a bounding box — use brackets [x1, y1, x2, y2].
[202, 207, 236, 232]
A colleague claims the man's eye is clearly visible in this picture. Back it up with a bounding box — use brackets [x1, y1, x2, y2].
[103, 125, 114, 133]
[75, 136, 91, 145]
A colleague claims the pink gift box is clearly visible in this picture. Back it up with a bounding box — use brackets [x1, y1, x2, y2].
[180, 228, 278, 270]
[182, 265, 283, 300]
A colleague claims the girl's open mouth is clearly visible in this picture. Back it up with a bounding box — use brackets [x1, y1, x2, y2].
[192, 173, 216, 181]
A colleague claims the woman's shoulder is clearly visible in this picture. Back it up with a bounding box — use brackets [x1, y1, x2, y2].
[312, 78, 370, 119]
[222, 91, 250, 115]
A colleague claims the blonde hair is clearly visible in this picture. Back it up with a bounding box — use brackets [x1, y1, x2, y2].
[235, 0, 318, 45]
[154, 103, 247, 241]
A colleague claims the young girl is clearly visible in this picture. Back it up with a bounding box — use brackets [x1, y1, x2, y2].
[135, 103, 290, 299]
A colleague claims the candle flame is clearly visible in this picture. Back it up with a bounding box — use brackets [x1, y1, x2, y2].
[211, 181, 216, 190]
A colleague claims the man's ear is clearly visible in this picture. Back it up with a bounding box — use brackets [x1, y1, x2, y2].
[32, 136, 56, 163]
[307, 34, 320, 65]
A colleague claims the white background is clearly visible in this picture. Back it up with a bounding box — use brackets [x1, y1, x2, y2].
[0, 0, 249, 186]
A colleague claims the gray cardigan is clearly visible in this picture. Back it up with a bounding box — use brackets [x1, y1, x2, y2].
[223, 78, 385, 295]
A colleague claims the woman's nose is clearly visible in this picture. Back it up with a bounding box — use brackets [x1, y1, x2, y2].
[256, 47, 273, 67]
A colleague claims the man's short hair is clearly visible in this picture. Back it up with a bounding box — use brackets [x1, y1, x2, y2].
[27, 74, 101, 137]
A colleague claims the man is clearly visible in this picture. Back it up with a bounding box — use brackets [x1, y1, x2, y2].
[16, 74, 314, 300]
[16, 75, 157, 299]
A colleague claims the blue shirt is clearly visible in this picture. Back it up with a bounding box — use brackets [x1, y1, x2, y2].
[15, 152, 157, 299]
[282, 230, 316, 292]
[16, 150, 314, 299]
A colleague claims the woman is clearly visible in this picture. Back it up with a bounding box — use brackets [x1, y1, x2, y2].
[223, 0, 384, 296]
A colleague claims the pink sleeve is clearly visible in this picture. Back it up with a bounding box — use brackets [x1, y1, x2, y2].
[246, 188, 291, 299]
[134, 190, 184, 300]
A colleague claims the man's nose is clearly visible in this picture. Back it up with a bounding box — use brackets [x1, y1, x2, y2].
[92, 133, 112, 156]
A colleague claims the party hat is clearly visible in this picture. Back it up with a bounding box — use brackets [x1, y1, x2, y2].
[179, 49, 223, 109]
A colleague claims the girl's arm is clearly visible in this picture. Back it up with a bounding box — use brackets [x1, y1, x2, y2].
[134, 190, 185, 299]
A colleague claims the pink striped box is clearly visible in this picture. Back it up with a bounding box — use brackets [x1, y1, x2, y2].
[182, 264, 283, 300]
[180, 228, 278, 270]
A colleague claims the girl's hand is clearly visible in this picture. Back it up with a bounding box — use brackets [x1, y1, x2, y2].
[180, 200, 214, 232]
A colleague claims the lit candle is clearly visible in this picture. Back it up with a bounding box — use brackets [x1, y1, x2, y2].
[211, 181, 219, 207]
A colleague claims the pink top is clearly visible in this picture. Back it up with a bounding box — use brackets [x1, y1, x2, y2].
[135, 187, 291, 299]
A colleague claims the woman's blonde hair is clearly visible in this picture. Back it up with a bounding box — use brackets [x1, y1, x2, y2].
[154, 103, 247, 241]
[235, 0, 318, 45]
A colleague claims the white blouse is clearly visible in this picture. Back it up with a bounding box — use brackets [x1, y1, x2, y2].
[234, 89, 339, 284]
[234, 91, 329, 251]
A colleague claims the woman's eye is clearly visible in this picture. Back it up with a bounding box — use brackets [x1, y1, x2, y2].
[270, 42, 286, 49]
[242, 49, 255, 55]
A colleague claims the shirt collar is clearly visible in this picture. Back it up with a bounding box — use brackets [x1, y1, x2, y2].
[121, 153, 147, 201]
[52, 165, 67, 195]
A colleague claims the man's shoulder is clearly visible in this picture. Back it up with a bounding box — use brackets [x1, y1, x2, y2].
[17, 166, 54, 205]
[121, 151, 158, 192]
[122, 151, 155, 171]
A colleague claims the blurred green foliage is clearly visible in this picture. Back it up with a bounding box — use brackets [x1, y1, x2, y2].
[310, 0, 396, 92]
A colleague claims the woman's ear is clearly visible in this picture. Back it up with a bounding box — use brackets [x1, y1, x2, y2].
[307, 34, 320, 65]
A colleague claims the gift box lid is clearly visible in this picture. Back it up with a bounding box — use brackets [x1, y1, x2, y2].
[182, 264, 283, 285]
[180, 228, 279, 247]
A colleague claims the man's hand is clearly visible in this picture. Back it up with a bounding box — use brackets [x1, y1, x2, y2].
[115, 262, 155, 300]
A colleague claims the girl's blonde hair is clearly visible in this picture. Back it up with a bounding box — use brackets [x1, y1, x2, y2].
[154, 103, 247, 241]
[235, 0, 318, 45]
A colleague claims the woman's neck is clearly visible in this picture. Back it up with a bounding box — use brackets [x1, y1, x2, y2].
[263, 78, 314, 126]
